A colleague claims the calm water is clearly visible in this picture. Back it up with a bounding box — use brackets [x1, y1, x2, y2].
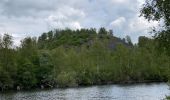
[0, 83, 169, 100]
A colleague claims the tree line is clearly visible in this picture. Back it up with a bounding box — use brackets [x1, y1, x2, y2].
[0, 27, 169, 91]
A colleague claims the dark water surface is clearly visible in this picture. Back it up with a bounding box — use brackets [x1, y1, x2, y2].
[0, 83, 169, 100]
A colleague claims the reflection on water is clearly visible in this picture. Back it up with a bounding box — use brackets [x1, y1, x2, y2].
[0, 83, 169, 100]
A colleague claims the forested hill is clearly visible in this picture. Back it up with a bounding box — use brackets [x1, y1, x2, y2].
[37, 27, 132, 49]
[0, 27, 169, 91]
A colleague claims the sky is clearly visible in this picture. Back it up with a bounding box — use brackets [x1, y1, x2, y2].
[0, 0, 158, 45]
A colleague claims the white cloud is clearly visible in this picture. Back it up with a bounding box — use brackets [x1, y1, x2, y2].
[122, 16, 159, 43]
[128, 17, 158, 33]
[137, 0, 145, 6]
[48, 14, 67, 22]
[111, 0, 127, 4]
[0, 16, 48, 45]
[110, 17, 126, 28]
[71, 22, 82, 29]
[58, 6, 85, 18]
[46, 6, 84, 30]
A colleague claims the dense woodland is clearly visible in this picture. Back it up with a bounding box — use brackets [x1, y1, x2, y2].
[0, 27, 170, 91]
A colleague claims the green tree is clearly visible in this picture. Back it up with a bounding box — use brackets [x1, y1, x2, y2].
[56, 71, 77, 87]
[0, 66, 13, 90]
[0, 34, 16, 90]
[141, 0, 170, 55]
[17, 61, 37, 89]
[98, 27, 108, 38]
[47, 31, 53, 40]
[16, 37, 39, 89]
[125, 35, 133, 46]
[37, 51, 54, 87]
[98, 27, 108, 35]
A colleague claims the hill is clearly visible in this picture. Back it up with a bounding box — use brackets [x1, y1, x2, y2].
[37, 28, 132, 49]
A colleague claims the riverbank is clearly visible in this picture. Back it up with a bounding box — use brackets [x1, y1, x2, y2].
[0, 83, 169, 100]
[0, 80, 167, 92]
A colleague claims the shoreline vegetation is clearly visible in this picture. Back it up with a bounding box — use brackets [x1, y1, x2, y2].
[0, 81, 166, 93]
[0, 28, 170, 91]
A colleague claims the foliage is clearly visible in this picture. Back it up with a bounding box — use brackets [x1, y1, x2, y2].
[141, 0, 170, 55]
[0, 28, 169, 90]
[56, 71, 77, 87]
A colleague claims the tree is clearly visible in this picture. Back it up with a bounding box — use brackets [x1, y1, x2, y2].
[47, 31, 53, 40]
[40, 33, 47, 41]
[0, 28, 170, 90]
[0, 34, 16, 90]
[138, 36, 151, 47]
[2, 34, 13, 49]
[20, 37, 38, 59]
[0, 34, 15, 71]
[37, 51, 54, 87]
[140, 0, 170, 55]
[141, 0, 170, 27]
[56, 71, 77, 87]
[17, 61, 37, 89]
[0, 35, 2, 48]
[98, 27, 108, 34]
[109, 29, 113, 36]
[125, 35, 133, 46]
[38, 33, 47, 49]
[54, 29, 61, 38]
[0, 65, 13, 90]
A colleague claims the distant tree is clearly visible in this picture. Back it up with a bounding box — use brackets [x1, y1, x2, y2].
[41, 33, 47, 41]
[19, 37, 39, 70]
[98, 27, 108, 35]
[20, 37, 37, 57]
[138, 36, 150, 47]
[2, 34, 13, 49]
[89, 28, 97, 34]
[125, 35, 133, 46]
[54, 29, 61, 38]
[109, 29, 113, 36]
[0, 35, 2, 48]
[47, 31, 53, 40]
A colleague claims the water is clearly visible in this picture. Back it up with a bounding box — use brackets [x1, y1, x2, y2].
[0, 83, 169, 100]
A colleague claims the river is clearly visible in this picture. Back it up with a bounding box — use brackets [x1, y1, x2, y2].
[0, 83, 169, 100]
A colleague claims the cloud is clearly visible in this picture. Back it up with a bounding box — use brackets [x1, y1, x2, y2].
[0, 0, 157, 45]
[126, 16, 158, 42]
[46, 6, 84, 29]
[111, 0, 127, 4]
[110, 17, 126, 28]
[128, 16, 158, 33]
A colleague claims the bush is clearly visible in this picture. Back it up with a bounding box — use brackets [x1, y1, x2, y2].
[56, 71, 77, 87]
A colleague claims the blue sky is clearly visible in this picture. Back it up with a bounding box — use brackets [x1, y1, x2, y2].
[0, 0, 158, 45]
